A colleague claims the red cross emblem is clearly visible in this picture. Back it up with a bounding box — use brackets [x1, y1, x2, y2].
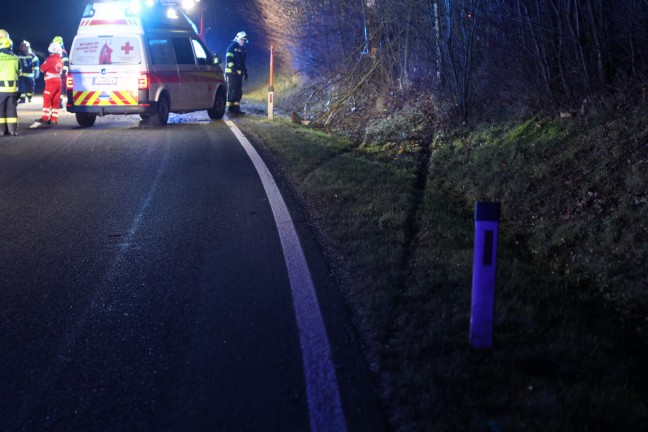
[121, 42, 134, 55]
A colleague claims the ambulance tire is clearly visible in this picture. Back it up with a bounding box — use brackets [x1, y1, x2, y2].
[208, 88, 226, 120]
[76, 113, 97, 128]
[151, 94, 170, 126]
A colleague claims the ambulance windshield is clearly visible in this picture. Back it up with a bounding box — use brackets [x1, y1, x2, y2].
[71, 37, 141, 65]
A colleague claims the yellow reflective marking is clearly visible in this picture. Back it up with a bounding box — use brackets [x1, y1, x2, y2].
[74, 91, 88, 104]
[87, 91, 101, 105]
[119, 91, 137, 105]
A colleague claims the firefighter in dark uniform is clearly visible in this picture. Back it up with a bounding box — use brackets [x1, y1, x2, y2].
[225, 31, 248, 115]
[0, 31, 20, 136]
[17, 40, 40, 103]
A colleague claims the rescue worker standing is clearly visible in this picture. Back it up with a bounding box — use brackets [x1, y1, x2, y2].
[36, 42, 64, 126]
[52, 36, 68, 109]
[225, 31, 248, 115]
[0, 31, 20, 136]
[17, 40, 40, 103]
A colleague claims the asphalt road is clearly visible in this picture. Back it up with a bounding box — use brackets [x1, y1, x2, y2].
[0, 100, 388, 432]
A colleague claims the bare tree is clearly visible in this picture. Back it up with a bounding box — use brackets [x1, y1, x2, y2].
[250, 0, 648, 119]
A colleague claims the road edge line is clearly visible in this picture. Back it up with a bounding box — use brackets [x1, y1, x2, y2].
[225, 120, 348, 432]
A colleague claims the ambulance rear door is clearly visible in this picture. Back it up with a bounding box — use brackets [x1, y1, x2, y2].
[70, 35, 143, 110]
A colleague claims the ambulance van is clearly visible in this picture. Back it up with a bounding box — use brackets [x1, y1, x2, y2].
[66, 1, 226, 127]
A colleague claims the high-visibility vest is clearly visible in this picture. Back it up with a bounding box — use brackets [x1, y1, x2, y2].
[0, 49, 19, 92]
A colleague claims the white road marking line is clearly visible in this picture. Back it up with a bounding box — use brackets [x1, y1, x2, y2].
[117, 139, 170, 254]
[225, 120, 348, 432]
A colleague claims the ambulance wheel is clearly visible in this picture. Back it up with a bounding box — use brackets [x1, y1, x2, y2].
[208, 88, 226, 120]
[76, 113, 97, 128]
[151, 94, 170, 126]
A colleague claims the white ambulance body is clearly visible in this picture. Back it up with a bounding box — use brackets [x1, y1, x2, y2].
[66, 1, 226, 127]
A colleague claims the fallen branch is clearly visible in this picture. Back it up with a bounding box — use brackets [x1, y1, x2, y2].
[316, 56, 384, 127]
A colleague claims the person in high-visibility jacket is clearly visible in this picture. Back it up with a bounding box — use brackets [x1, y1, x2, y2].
[225, 31, 248, 115]
[17, 40, 40, 103]
[52, 36, 68, 109]
[36, 42, 64, 125]
[0, 34, 20, 136]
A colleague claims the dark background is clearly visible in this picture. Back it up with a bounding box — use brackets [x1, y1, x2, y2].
[7, 1, 252, 53]
[5, 0, 263, 90]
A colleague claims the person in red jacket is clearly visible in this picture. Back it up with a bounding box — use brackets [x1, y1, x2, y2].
[36, 42, 64, 125]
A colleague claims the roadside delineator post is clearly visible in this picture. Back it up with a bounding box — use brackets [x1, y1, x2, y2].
[470, 201, 501, 349]
[268, 45, 274, 121]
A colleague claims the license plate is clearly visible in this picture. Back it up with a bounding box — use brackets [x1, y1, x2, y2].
[93, 77, 117, 85]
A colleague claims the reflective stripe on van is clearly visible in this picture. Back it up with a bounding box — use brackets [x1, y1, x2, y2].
[73, 90, 138, 106]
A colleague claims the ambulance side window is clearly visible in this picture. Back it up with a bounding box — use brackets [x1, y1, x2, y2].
[149, 39, 176, 65]
[192, 39, 208, 66]
[171, 37, 195, 65]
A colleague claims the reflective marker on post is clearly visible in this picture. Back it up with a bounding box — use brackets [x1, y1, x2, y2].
[268, 45, 274, 121]
[470, 202, 501, 349]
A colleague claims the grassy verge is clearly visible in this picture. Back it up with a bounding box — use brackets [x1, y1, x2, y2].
[237, 110, 648, 431]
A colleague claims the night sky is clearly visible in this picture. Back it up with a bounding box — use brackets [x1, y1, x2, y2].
[4, 0, 254, 60]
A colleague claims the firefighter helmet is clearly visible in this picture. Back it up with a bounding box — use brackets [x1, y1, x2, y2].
[21, 40, 30, 48]
[235, 31, 247, 41]
[53, 36, 64, 45]
[0, 29, 8, 39]
[48, 42, 62, 54]
[0, 37, 13, 49]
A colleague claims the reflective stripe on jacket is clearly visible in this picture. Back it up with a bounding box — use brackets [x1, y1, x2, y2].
[61, 48, 69, 75]
[18, 52, 40, 79]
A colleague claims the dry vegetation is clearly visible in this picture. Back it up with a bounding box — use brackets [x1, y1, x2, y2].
[249, 0, 648, 123]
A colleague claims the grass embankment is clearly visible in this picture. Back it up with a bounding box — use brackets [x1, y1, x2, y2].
[237, 107, 648, 431]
